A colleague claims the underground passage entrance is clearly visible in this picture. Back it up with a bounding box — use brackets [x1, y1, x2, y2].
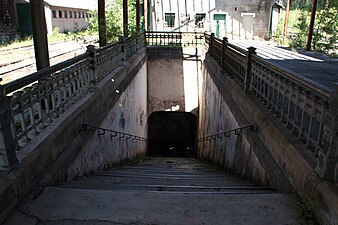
[148, 111, 197, 157]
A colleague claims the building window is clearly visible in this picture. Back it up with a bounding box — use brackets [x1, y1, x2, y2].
[83, 12, 85, 18]
[195, 13, 206, 28]
[79, 12, 82, 18]
[52, 10, 56, 18]
[59, 10, 62, 18]
[70, 11, 73, 18]
[165, 13, 175, 27]
[74, 11, 77, 18]
[64, 11, 68, 18]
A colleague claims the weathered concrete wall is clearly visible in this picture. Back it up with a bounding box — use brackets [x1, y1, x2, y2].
[147, 47, 200, 114]
[0, 48, 147, 224]
[201, 53, 338, 225]
[198, 55, 285, 187]
[67, 63, 147, 178]
[147, 48, 185, 113]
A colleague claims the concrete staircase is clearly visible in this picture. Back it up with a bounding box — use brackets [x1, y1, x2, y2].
[4, 158, 299, 225]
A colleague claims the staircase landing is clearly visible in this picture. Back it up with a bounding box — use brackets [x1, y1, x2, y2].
[4, 158, 298, 225]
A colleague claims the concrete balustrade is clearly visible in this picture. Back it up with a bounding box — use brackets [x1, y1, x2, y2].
[206, 33, 337, 182]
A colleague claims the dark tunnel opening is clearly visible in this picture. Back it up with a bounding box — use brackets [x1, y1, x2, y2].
[147, 111, 197, 157]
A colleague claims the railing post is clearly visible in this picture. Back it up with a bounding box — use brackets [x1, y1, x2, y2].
[0, 81, 18, 172]
[245, 47, 256, 93]
[221, 37, 228, 72]
[120, 36, 126, 63]
[316, 83, 338, 181]
[86, 45, 97, 90]
[209, 33, 215, 56]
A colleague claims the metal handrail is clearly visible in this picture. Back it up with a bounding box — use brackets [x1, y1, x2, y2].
[80, 123, 147, 142]
[197, 124, 256, 142]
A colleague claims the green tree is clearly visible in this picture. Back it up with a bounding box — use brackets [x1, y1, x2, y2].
[88, 0, 137, 42]
[288, 0, 337, 56]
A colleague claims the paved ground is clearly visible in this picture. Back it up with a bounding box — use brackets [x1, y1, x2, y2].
[3, 157, 299, 225]
[231, 40, 338, 93]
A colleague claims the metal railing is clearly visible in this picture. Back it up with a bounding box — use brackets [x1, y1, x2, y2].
[197, 124, 256, 142]
[80, 123, 147, 142]
[0, 33, 145, 171]
[205, 33, 338, 180]
[145, 31, 204, 47]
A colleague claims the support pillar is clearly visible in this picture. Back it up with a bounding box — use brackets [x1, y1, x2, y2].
[30, 0, 50, 70]
[283, 0, 291, 38]
[98, 0, 107, 47]
[0, 81, 18, 172]
[136, 0, 140, 33]
[316, 83, 338, 182]
[306, 0, 318, 51]
[144, 0, 148, 31]
[123, 0, 128, 37]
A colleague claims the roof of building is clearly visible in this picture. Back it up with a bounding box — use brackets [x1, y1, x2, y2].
[16, 0, 97, 10]
[45, 0, 97, 10]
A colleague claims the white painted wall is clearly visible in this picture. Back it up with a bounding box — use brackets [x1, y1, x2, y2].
[68, 63, 148, 177]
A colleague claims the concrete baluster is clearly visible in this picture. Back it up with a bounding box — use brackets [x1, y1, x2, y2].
[120, 36, 126, 63]
[316, 82, 338, 182]
[221, 37, 228, 73]
[0, 81, 18, 172]
[245, 47, 256, 93]
[86, 45, 97, 90]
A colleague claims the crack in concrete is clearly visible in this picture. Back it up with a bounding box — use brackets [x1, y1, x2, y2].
[35, 218, 162, 225]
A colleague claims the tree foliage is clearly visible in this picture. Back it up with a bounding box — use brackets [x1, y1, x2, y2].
[88, 0, 137, 42]
[291, 0, 337, 56]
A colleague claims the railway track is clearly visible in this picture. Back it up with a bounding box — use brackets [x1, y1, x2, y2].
[0, 38, 98, 84]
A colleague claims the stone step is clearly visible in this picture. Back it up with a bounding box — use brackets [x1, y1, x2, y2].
[4, 157, 299, 225]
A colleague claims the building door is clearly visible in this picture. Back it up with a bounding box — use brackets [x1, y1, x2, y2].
[213, 14, 226, 38]
[242, 14, 254, 39]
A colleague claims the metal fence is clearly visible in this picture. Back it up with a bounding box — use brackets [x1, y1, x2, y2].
[145, 31, 204, 47]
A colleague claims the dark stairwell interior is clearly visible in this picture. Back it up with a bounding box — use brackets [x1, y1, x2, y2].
[147, 111, 197, 157]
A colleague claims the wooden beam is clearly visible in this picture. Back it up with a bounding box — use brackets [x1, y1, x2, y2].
[306, 0, 318, 51]
[123, 0, 128, 37]
[136, 0, 140, 33]
[30, 0, 50, 70]
[98, 0, 107, 47]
